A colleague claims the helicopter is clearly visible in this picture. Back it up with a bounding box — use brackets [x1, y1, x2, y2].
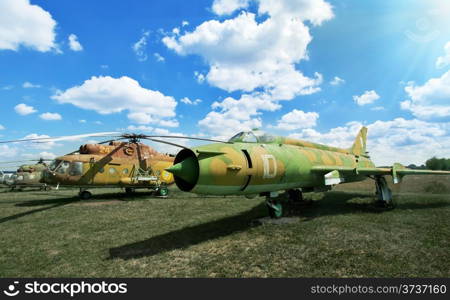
[0, 158, 52, 190]
[0, 132, 223, 199]
[163, 127, 450, 218]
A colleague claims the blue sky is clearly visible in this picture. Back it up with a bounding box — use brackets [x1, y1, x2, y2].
[1, 0, 450, 169]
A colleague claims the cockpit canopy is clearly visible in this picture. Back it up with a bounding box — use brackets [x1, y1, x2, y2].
[228, 131, 277, 143]
[50, 160, 83, 176]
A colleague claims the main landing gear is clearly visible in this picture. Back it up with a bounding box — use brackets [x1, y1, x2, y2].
[374, 175, 394, 207]
[78, 188, 92, 200]
[265, 189, 308, 218]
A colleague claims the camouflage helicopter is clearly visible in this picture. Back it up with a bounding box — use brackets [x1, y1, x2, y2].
[164, 127, 450, 218]
[0, 158, 52, 190]
[0, 132, 221, 199]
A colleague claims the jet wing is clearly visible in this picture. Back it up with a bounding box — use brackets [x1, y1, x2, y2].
[311, 163, 450, 185]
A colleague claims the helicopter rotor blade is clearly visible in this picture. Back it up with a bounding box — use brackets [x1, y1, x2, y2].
[141, 135, 231, 144]
[0, 159, 53, 164]
[0, 132, 122, 144]
[141, 138, 189, 149]
[98, 137, 128, 145]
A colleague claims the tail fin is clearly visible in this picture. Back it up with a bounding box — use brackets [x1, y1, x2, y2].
[349, 127, 367, 156]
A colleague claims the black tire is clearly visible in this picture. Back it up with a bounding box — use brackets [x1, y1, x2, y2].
[79, 191, 92, 200]
[125, 187, 135, 194]
[158, 186, 169, 197]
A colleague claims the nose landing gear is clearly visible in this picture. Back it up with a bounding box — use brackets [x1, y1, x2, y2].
[265, 189, 308, 218]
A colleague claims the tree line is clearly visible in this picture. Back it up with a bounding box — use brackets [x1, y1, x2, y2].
[405, 157, 450, 170]
[425, 157, 450, 171]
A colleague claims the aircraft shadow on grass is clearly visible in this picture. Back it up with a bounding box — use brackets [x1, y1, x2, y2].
[0, 192, 156, 224]
[108, 191, 450, 260]
[0, 198, 79, 224]
[108, 202, 266, 260]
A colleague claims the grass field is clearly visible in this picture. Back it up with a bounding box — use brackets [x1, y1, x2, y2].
[0, 176, 449, 278]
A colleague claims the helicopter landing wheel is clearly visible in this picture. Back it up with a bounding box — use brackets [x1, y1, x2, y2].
[125, 187, 135, 194]
[157, 186, 169, 197]
[79, 190, 92, 200]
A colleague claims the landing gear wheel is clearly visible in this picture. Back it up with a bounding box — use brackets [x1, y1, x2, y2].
[266, 200, 283, 218]
[158, 186, 169, 197]
[288, 189, 303, 202]
[374, 176, 394, 208]
[125, 187, 135, 194]
[79, 190, 92, 200]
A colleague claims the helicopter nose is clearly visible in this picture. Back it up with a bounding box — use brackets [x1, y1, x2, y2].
[42, 170, 54, 183]
[165, 156, 197, 185]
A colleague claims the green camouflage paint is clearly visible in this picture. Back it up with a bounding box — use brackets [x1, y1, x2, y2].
[166, 127, 450, 196]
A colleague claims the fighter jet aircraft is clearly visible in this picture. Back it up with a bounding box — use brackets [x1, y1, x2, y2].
[165, 127, 450, 217]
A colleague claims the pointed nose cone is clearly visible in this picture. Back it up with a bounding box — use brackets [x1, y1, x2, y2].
[165, 156, 197, 184]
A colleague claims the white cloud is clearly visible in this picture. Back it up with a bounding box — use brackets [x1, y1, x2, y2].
[353, 90, 380, 106]
[194, 71, 205, 83]
[15, 103, 37, 115]
[289, 118, 450, 166]
[330, 76, 345, 86]
[0, 0, 58, 52]
[94, 121, 102, 125]
[212, 0, 251, 15]
[159, 119, 179, 128]
[172, 27, 180, 35]
[140, 127, 190, 154]
[371, 106, 385, 111]
[126, 125, 153, 132]
[199, 112, 262, 140]
[79, 119, 86, 123]
[39, 112, 62, 121]
[198, 92, 280, 138]
[154, 52, 165, 62]
[68, 34, 83, 51]
[0, 124, 4, 130]
[182, 21, 189, 27]
[436, 41, 450, 69]
[401, 70, 450, 119]
[132, 31, 149, 61]
[22, 81, 41, 88]
[0, 145, 19, 159]
[165, 0, 333, 139]
[21, 133, 56, 150]
[1, 85, 13, 90]
[38, 151, 56, 159]
[180, 97, 202, 105]
[163, 1, 332, 99]
[51, 76, 177, 125]
[273, 109, 319, 131]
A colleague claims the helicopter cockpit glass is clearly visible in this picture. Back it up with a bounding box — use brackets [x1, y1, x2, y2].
[69, 162, 83, 176]
[49, 160, 61, 171]
[52, 160, 70, 174]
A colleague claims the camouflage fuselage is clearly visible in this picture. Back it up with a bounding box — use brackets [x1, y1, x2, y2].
[43, 142, 175, 188]
[13, 163, 48, 187]
[173, 141, 375, 195]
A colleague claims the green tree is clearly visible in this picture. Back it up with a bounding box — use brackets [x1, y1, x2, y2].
[426, 157, 450, 170]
